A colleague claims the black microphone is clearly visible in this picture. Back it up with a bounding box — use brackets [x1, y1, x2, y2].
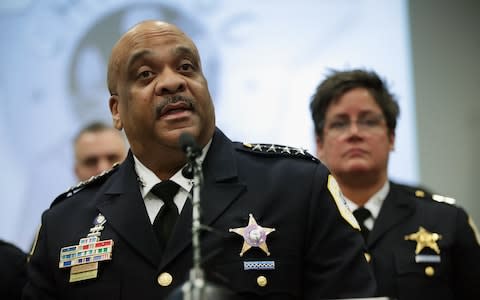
[179, 132, 202, 160]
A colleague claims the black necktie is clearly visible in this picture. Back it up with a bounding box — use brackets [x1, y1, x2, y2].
[151, 180, 180, 249]
[353, 207, 371, 241]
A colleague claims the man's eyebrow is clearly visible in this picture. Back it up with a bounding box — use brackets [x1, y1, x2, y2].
[173, 45, 198, 61]
[126, 46, 197, 68]
[126, 49, 154, 72]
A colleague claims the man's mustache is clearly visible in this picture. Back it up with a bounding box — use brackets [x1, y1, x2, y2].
[155, 95, 195, 117]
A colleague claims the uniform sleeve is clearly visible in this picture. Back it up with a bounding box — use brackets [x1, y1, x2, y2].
[22, 211, 58, 300]
[452, 207, 480, 298]
[303, 164, 377, 299]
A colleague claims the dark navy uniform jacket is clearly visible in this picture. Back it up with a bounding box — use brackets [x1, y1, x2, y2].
[0, 240, 28, 300]
[368, 182, 480, 299]
[23, 129, 375, 300]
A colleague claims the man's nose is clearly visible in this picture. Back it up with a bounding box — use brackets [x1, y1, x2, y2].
[155, 68, 186, 95]
[96, 158, 113, 173]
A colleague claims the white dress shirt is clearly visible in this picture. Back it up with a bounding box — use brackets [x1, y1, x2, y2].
[133, 140, 211, 224]
[344, 180, 390, 231]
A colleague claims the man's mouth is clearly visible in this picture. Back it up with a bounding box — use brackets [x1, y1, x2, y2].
[158, 102, 193, 118]
[162, 107, 188, 116]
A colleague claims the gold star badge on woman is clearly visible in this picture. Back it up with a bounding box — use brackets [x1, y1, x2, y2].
[404, 226, 442, 254]
[229, 214, 275, 257]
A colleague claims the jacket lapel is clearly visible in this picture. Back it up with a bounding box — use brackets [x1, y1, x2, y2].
[97, 152, 162, 267]
[160, 129, 246, 269]
[368, 182, 415, 247]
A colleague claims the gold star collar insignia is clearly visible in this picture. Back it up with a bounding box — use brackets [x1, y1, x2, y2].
[229, 214, 275, 257]
[405, 226, 442, 254]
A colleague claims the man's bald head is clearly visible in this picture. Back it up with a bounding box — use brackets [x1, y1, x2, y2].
[107, 20, 200, 96]
[106, 19, 215, 174]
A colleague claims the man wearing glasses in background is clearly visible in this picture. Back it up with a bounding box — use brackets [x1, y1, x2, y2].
[309, 69, 480, 300]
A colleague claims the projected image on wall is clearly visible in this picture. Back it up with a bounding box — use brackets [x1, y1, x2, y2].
[0, 0, 416, 251]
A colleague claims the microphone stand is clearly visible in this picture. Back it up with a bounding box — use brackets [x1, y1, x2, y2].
[167, 142, 239, 300]
[184, 148, 205, 300]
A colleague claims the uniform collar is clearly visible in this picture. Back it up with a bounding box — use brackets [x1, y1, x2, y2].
[345, 180, 390, 220]
[133, 139, 212, 197]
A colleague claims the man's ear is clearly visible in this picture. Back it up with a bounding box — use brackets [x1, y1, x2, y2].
[109, 95, 123, 130]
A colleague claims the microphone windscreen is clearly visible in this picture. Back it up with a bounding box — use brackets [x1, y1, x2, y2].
[179, 132, 200, 154]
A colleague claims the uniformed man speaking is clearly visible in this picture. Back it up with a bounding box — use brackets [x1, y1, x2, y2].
[23, 21, 376, 299]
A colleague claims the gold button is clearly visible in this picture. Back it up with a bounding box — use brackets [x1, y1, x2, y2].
[364, 252, 371, 263]
[157, 272, 173, 286]
[425, 266, 435, 277]
[256, 275, 267, 287]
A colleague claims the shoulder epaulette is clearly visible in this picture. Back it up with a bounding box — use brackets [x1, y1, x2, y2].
[50, 163, 120, 207]
[431, 194, 456, 205]
[407, 186, 456, 205]
[235, 142, 319, 162]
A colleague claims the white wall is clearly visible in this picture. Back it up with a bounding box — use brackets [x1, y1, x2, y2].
[409, 0, 480, 223]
